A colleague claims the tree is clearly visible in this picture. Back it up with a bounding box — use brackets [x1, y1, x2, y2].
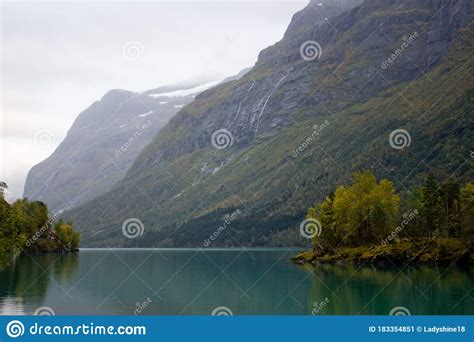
[11, 199, 49, 243]
[369, 178, 400, 240]
[55, 223, 80, 251]
[0, 181, 7, 196]
[0, 186, 80, 269]
[459, 182, 474, 240]
[308, 192, 337, 251]
[303, 172, 471, 255]
[308, 171, 400, 248]
[0, 182, 26, 268]
[439, 180, 461, 237]
[0, 182, 11, 224]
[420, 174, 442, 238]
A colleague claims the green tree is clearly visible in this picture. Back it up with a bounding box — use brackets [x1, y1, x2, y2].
[407, 187, 424, 237]
[0, 183, 80, 269]
[459, 182, 474, 240]
[420, 174, 442, 238]
[0, 181, 7, 195]
[55, 223, 80, 251]
[11, 199, 49, 245]
[308, 192, 337, 251]
[439, 180, 461, 237]
[308, 171, 400, 248]
[0, 182, 26, 268]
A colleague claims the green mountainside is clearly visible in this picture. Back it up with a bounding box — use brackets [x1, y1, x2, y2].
[66, 0, 474, 247]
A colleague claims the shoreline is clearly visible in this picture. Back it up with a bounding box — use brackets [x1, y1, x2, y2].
[291, 238, 473, 266]
[21, 248, 80, 255]
[77, 247, 303, 251]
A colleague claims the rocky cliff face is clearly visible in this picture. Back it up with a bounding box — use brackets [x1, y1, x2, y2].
[129, 0, 472, 172]
[67, 0, 473, 247]
[23, 81, 220, 211]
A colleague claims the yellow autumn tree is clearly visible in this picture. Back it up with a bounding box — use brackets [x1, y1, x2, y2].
[308, 171, 400, 248]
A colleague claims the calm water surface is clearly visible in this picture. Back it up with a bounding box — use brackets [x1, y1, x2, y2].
[0, 249, 472, 315]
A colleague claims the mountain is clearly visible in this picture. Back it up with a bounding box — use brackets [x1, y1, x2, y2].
[23, 80, 221, 211]
[67, 0, 474, 247]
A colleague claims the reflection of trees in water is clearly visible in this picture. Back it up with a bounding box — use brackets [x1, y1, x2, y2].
[0, 253, 79, 304]
[306, 264, 474, 315]
[53, 253, 79, 282]
[0, 255, 50, 300]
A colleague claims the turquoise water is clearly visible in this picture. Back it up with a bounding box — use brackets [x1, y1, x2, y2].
[0, 249, 472, 315]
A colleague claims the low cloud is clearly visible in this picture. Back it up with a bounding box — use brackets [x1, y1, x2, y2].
[1, 1, 307, 199]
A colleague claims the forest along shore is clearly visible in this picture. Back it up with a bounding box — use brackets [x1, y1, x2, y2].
[292, 171, 474, 266]
[291, 238, 472, 266]
[0, 182, 80, 269]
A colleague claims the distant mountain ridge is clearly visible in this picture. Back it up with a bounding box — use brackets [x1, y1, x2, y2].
[23, 80, 223, 211]
[67, 0, 473, 247]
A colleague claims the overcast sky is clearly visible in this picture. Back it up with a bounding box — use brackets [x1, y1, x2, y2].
[0, 0, 307, 200]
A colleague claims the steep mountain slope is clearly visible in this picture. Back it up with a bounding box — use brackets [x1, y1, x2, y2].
[23, 81, 220, 211]
[68, 0, 474, 247]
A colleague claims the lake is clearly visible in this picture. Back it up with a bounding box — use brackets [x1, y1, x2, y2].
[0, 249, 472, 315]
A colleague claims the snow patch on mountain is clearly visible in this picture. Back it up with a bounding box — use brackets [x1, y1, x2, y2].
[148, 80, 221, 98]
[138, 111, 154, 117]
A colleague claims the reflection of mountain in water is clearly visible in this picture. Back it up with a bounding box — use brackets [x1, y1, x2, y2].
[0, 250, 472, 315]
